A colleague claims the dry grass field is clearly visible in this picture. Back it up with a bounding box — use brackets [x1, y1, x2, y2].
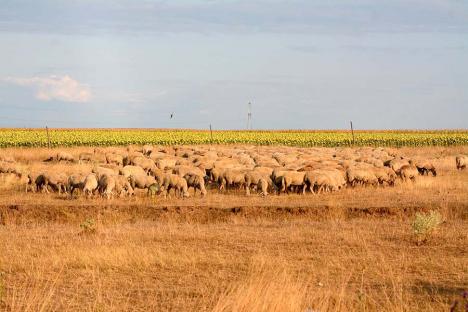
[0, 146, 467, 311]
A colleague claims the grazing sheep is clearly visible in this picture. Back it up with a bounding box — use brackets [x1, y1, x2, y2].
[93, 165, 119, 179]
[105, 153, 124, 166]
[119, 165, 146, 179]
[156, 158, 178, 170]
[183, 173, 207, 197]
[98, 174, 116, 199]
[456, 155, 467, 170]
[346, 168, 378, 187]
[83, 174, 99, 197]
[244, 170, 272, 196]
[142, 144, 153, 156]
[129, 174, 156, 191]
[36, 172, 68, 194]
[114, 175, 134, 197]
[149, 167, 166, 184]
[414, 160, 437, 176]
[161, 174, 190, 198]
[372, 167, 397, 186]
[130, 156, 156, 173]
[78, 152, 94, 164]
[0, 156, 15, 163]
[220, 169, 246, 191]
[0, 161, 23, 176]
[304, 169, 345, 194]
[280, 171, 306, 194]
[56, 151, 75, 162]
[257, 178, 269, 196]
[399, 165, 419, 182]
[68, 174, 86, 196]
[385, 158, 410, 174]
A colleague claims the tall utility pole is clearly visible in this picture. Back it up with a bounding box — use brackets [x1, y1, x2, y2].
[247, 102, 252, 130]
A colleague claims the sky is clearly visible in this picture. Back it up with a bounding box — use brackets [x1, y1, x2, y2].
[0, 0, 467, 129]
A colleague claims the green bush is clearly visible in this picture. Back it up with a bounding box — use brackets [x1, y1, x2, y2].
[411, 210, 443, 243]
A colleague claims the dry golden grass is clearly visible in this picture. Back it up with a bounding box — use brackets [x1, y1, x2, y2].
[0, 146, 467, 311]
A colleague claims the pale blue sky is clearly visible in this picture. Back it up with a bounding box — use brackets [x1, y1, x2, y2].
[0, 0, 467, 129]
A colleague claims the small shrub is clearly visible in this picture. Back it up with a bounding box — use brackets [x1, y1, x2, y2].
[79, 218, 97, 235]
[411, 210, 443, 244]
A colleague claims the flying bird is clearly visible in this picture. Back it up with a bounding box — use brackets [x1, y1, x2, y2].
[170, 112, 174, 119]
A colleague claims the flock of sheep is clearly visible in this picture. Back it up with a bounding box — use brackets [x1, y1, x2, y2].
[0, 144, 467, 199]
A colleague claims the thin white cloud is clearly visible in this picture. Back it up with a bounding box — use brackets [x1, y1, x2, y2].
[4, 75, 91, 103]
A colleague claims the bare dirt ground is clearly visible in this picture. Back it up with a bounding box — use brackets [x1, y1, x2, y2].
[0, 146, 467, 311]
